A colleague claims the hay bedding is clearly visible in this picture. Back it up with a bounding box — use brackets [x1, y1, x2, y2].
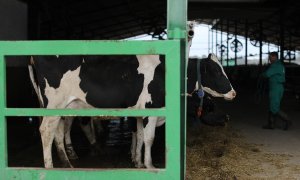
[186, 125, 300, 180]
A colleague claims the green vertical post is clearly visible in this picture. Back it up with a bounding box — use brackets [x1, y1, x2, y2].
[167, 0, 187, 39]
[167, 0, 187, 179]
[0, 55, 7, 176]
[165, 42, 181, 179]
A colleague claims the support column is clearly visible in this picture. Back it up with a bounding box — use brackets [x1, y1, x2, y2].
[212, 27, 214, 54]
[220, 19, 223, 64]
[234, 20, 237, 66]
[208, 26, 210, 54]
[245, 20, 248, 66]
[0, 55, 7, 170]
[167, 0, 187, 178]
[215, 21, 218, 56]
[289, 35, 292, 63]
[227, 19, 229, 66]
[280, 8, 285, 61]
[259, 21, 263, 66]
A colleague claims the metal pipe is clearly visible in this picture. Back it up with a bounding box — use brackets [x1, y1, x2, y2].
[212, 26, 214, 54]
[227, 19, 229, 66]
[245, 20, 248, 66]
[280, 7, 285, 61]
[234, 20, 237, 66]
[208, 26, 210, 54]
[259, 20, 263, 66]
[167, 0, 187, 178]
[220, 19, 223, 64]
[216, 21, 218, 56]
[289, 35, 291, 63]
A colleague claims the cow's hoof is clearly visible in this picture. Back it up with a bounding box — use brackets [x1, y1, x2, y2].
[135, 163, 145, 168]
[131, 155, 137, 163]
[68, 153, 79, 160]
[131, 153, 136, 162]
[66, 145, 79, 160]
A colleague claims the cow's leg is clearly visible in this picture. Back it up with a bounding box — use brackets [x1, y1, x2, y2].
[143, 116, 158, 169]
[135, 118, 144, 168]
[64, 117, 79, 160]
[64, 100, 94, 159]
[93, 118, 104, 136]
[54, 118, 73, 168]
[79, 118, 100, 156]
[127, 117, 137, 163]
[131, 131, 137, 163]
[39, 116, 61, 168]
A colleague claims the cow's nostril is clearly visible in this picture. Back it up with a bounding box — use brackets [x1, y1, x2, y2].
[232, 91, 236, 97]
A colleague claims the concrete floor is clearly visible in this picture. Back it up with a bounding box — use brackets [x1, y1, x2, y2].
[217, 87, 300, 178]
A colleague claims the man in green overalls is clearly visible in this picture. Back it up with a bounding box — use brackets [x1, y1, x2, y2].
[262, 52, 291, 130]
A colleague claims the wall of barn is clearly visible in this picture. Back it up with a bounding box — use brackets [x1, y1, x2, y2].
[0, 0, 27, 40]
[0, 0, 39, 156]
[0, 0, 28, 67]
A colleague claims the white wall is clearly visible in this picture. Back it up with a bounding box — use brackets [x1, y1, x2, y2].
[0, 0, 27, 40]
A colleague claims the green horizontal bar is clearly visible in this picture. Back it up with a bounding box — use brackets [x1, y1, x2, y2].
[1, 168, 174, 180]
[0, 39, 182, 179]
[0, 40, 179, 55]
[4, 108, 166, 117]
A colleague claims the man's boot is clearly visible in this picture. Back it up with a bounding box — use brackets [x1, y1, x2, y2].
[262, 112, 275, 129]
[277, 110, 291, 130]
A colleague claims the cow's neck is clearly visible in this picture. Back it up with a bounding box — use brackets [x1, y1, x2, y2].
[187, 59, 200, 94]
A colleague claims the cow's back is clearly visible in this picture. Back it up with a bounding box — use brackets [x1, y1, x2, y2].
[32, 55, 165, 109]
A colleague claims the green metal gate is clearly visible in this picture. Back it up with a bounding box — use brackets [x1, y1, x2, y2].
[0, 0, 188, 179]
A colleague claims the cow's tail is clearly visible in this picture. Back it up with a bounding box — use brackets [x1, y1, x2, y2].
[28, 56, 44, 124]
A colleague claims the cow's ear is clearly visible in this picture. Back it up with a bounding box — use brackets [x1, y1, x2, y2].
[209, 53, 219, 62]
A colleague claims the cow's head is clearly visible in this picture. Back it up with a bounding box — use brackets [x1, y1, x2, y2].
[186, 54, 236, 123]
[200, 53, 236, 100]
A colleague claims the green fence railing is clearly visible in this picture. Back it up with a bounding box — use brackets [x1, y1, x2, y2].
[0, 0, 188, 179]
[0, 40, 184, 180]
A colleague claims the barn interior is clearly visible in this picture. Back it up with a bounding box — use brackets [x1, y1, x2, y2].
[1, 0, 300, 177]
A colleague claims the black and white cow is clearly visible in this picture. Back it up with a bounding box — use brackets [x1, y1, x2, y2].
[29, 23, 236, 169]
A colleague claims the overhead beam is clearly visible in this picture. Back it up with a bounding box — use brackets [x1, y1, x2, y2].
[188, 1, 277, 19]
[189, 0, 262, 2]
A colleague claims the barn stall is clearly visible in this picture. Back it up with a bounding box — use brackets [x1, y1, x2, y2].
[1, 0, 300, 179]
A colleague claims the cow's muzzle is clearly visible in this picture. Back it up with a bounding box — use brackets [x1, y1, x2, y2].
[224, 89, 236, 100]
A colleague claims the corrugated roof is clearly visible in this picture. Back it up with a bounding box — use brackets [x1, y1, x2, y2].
[21, 0, 300, 51]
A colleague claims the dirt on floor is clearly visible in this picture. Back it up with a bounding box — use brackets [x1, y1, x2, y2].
[186, 124, 300, 180]
[186, 85, 300, 180]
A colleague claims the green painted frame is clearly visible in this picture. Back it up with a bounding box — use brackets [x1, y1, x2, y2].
[0, 0, 188, 179]
[0, 40, 183, 180]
